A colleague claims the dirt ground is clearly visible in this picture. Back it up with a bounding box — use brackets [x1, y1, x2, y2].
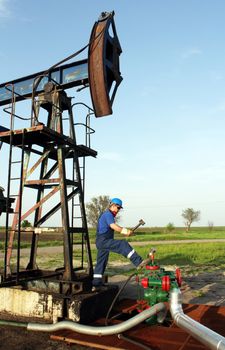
[0, 268, 224, 350]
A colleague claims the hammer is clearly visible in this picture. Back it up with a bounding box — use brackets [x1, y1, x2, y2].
[131, 219, 145, 233]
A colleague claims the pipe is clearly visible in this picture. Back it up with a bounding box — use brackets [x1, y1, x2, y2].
[0, 319, 27, 328]
[170, 288, 225, 350]
[27, 302, 166, 336]
[118, 333, 153, 350]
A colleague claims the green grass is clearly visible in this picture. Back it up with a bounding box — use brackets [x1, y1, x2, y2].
[0, 226, 224, 246]
[0, 240, 63, 250]
[0, 229, 224, 250]
[0, 226, 224, 274]
[3, 242, 224, 275]
[89, 226, 225, 243]
[90, 242, 225, 273]
[194, 290, 206, 298]
[125, 231, 224, 242]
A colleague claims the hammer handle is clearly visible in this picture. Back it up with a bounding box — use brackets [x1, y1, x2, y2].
[132, 222, 143, 232]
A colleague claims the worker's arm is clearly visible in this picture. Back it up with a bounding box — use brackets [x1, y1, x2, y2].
[110, 223, 133, 236]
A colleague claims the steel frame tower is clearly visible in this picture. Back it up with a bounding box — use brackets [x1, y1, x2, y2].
[0, 11, 122, 323]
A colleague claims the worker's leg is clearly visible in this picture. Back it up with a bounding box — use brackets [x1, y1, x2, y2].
[92, 248, 109, 286]
[102, 238, 142, 267]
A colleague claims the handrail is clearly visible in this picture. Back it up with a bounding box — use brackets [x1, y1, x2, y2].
[3, 85, 31, 122]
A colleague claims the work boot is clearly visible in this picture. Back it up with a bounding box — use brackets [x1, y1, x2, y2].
[91, 284, 107, 292]
[137, 257, 151, 270]
[91, 285, 101, 292]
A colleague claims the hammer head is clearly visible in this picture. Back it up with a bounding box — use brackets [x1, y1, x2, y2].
[139, 219, 145, 226]
[132, 218, 146, 232]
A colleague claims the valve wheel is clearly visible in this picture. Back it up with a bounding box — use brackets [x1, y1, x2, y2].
[176, 268, 182, 287]
[162, 275, 170, 291]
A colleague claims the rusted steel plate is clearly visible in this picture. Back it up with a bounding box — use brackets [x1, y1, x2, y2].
[50, 303, 225, 350]
[51, 330, 147, 350]
[51, 327, 205, 350]
[181, 303, 225, 335]
[0, 126, 97, 158]
[0, 125, 75, 147]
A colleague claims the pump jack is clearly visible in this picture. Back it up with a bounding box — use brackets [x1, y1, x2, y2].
[0, 11, 122, 323]
[1, 11, 225, 350]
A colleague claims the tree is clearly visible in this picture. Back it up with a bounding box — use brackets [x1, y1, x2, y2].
[208, 221, 214, 232]
[181, 208, 200, 232]
[86, 195, 111, 228]
[166, 222, 175, 232]
[21, 220, 32, 228]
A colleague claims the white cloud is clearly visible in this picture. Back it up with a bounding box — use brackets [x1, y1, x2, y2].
[0, 0, 11, 18]
[181, 47, 202, 59]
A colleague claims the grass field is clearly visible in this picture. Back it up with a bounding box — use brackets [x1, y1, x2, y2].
[3, 241, 225, 275]
[0, 226, 224, 273]
[89, 226, 225, 242]
[0, 226, 224, 249]
[91, 242, 225, 273]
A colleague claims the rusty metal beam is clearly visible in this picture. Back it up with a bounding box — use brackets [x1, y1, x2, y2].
[0, 59, 88, 107]
[25, 178, 61, 186]
[6, 184, 61, 273]
[35, 188, 79, 227]
[21, 185, 60, 222]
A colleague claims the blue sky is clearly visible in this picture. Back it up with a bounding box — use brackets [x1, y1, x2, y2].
[1, 0, 225, 227]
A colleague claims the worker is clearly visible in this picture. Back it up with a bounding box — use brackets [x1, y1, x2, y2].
[92, 197, 147, 291]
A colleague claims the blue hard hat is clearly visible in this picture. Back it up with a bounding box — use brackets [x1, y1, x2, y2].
[110, 198, 123, 208]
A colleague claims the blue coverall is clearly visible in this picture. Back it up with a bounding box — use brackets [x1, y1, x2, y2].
[92, 209, 143, 287]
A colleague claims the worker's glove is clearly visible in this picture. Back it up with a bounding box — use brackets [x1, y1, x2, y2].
[121, 228, 133, 236]
[121, 227, 129, 234]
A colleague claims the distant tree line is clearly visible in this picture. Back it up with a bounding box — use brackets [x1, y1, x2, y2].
[86, 196, 214, 232]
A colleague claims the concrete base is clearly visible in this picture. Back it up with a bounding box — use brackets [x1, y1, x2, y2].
[0, 284, 118, 324]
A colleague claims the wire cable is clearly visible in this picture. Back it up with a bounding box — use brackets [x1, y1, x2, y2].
[105, 272, 137, 326]
[118, 333, 153, 350]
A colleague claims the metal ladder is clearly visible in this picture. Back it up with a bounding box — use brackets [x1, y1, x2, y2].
[71, 109, 95, 258]
[3, 89, 31, 278]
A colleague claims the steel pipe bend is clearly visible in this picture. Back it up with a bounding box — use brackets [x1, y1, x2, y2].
[170, 288, 225, 350]
[28, 302, 166, 336]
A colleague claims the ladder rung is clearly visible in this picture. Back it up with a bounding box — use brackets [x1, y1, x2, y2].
[69, 227, 86, 233]
[11, 161, 22, 164]
[10, 194, 19, 197]
[10, 177, 20, 180]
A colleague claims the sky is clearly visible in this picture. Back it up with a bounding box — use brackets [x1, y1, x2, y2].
[1, 0, 225, 228]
